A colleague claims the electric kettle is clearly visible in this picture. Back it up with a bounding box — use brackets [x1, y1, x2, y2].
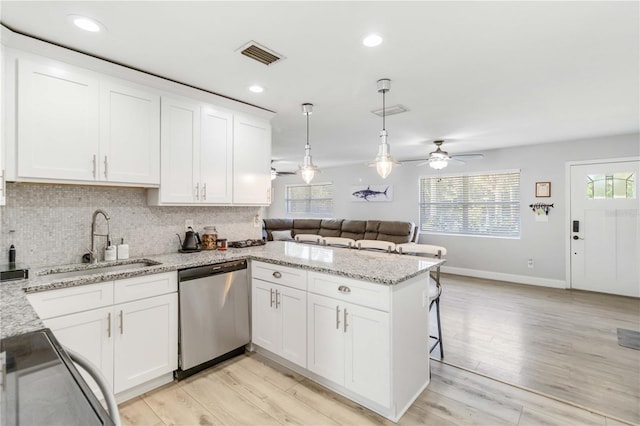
[177, 227, 201, 252]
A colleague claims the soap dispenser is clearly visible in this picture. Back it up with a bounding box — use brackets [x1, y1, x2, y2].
[117, 238, 129, 260]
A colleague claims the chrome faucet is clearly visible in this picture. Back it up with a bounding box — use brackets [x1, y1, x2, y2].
[90, 209, 111, 264]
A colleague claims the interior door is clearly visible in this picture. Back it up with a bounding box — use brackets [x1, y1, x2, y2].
[570, 160, 640, 297]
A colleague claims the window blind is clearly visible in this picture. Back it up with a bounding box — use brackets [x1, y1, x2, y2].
[419, 171, 521, 237]
[285, 183, 333, 215]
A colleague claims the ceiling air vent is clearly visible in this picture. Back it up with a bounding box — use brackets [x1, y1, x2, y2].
[371, 104, 410, 117]
[237, 41, 284, 66]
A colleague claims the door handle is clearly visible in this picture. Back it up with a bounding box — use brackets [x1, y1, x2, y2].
[119, 310, 124, 334]
[344, 308, 348, 333]
[104, 156, 108, 179]
[338, 285, 351, 293]
[336, 305, 341, 329]
[107, 312, 111, 338]
[195, 183, 200, 200]
[272, 271, 282, 279]
[92, 155, 97, 179]
[203, 183, 207, 200]
[573, 235, 584, 240]
[270, 288, 274, 307]
[275, 290, 280, 308]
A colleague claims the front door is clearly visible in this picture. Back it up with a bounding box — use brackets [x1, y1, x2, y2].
[570, 159, 639, 297]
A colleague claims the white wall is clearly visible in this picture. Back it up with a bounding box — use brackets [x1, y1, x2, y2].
[268, 133, 640, 286]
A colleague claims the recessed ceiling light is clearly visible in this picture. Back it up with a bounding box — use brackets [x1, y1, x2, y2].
[249, 85, 264, 93]
[69, 15, 104, 32]
[363, 34, 383, 47]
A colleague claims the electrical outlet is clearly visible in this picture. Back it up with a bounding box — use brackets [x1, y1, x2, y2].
[253, 214, 261, 227]
[527, 258, 534, 268]
[185, 219, 194, 231]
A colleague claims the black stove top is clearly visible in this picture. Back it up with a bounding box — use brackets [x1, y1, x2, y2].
[228, 239, 266, 248]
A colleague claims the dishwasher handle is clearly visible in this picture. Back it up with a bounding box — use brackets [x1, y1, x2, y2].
[179, 260, 247, 281]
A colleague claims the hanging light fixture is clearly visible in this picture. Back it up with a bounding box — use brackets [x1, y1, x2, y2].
[298, 103, 319, 184]
[368, 78, 400, 178]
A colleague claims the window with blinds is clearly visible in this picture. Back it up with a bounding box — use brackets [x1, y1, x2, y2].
[285, 183, 333, 215]
[419, 170, 521, 238]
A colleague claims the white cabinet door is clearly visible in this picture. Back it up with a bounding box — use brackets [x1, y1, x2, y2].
[199, 106, 232, 203]
[113, 293, 178, 393]
[277, 284, 307, 368]
[159, 97, 199, 203]
[44, 306, 114, 395]
[344, 302, 390, 407]
[17, 58, 100, 181]
[233, 114, 271, 205]
[307, 293, 345, 385]
[251, 279, 279, 353]
[100, 81, 160, 185]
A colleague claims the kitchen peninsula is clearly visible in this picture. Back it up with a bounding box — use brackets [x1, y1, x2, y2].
[1, 241, 443, 421]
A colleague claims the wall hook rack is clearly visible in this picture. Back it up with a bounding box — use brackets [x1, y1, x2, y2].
[529, 202, 554, 215]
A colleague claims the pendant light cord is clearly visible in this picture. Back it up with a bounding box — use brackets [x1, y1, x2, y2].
[306, 112, 310, 148]
[382, 89, 386, 131]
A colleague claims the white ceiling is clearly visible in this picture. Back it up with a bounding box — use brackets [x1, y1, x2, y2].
[1, 1, 638, 171]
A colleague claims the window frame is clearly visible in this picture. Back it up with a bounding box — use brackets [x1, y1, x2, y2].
[284, 181, 334, 216]
[418, 169, 521, 239]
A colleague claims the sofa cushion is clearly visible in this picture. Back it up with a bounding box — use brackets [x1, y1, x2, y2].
[318, 219, 343, 237]
[364, 220, 381, 240]
[340, 220, 366, 240]
[263, 218, 294, 241]
[292, 219, 322, 236]
[271, 230, 294, 241]
[377, 221, 414, 243]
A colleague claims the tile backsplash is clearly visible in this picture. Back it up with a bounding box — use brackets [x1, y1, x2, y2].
[1, 183, 263, 268]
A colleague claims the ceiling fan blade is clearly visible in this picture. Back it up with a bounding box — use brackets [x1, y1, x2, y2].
[399, 158, 428, 164]
[451, 153, 484, 160]
[277, 171, 297, 176]
[415, 161, 430, 167]
[449, 158, 467, 165]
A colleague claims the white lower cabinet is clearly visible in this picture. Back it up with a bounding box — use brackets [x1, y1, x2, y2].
[307, 293, 390, 407]
[252, 279, 307, 368]
[29, 272, 178, 399]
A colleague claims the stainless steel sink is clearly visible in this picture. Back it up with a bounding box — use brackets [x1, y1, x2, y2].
[39, 260, 162, 280]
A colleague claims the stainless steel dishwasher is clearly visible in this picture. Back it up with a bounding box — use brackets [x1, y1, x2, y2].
[175, 259, 249, 380]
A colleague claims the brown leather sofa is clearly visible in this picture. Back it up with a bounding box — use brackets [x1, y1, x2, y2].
[263, 218, 417, 244]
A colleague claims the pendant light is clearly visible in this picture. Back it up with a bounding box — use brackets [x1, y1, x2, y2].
[298, 103, 320, 184]
[368, 78, 400, 178]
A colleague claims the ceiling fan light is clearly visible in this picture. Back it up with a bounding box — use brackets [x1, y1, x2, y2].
[429, 158, 448, 170]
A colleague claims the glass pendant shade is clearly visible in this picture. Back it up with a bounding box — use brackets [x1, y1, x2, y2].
[369, 79, 399, 179]
[298, 103, 320, 184]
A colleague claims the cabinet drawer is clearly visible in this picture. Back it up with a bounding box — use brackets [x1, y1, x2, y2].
[114, 272, 177, 303]
[251, 261, 307, 291]
[27, 282, 114, 319]
[307, 272, 390, 312]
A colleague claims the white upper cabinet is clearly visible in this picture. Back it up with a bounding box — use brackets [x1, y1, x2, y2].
[100, 81, 160, 185]
[151, 97, 233, 205]
[199, 105, 233, 204]
[233, 114, 272, 205]
[18, 58, 100, 181]
[15, 57, 160, 186]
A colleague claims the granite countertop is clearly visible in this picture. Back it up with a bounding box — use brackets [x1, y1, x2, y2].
[1, 241, 444, 339]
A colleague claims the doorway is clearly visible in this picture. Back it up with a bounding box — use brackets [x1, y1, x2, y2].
[569, 159, 639, 297]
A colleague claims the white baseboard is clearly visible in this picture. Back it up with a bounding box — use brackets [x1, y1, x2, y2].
[441, 266, 567, 289]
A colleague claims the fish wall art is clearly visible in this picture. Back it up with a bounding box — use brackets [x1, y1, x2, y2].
[350, 185, 394, 202]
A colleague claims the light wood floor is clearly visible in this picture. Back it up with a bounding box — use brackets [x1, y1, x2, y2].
[119, 353, 630, 426]
[437, 274, 640, 424]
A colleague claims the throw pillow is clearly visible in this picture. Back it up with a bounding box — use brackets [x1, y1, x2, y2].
[272, 230, 294, 241]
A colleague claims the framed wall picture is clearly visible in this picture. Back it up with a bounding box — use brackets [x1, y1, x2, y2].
[536, 182, 551, 197]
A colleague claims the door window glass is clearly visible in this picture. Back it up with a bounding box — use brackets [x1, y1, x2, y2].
[586, 172, 635, 199]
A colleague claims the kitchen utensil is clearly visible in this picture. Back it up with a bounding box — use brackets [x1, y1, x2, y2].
[177, 227, 201, 251]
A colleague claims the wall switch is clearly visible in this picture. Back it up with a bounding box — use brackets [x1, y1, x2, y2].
[185, 219, 194, 231]
[527, 258, 534, 268]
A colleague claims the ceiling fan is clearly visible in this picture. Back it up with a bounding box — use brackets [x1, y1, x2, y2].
[271, 160, 296, 179]
[407, 140, 484, 170]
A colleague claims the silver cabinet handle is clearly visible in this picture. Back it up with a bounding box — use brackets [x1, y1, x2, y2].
[270, 288, 274, 307]
[344, 308, 348, 333]
[336, 305, 341, 329]
[92, 155, 97, 178]
[338, 285, 351, 293]
[195, 183, 200, 200]
[275, 290, 280, 308]
[104, 156, 108, 179]
[119, 310, 124, 334]
[203, 183, 207, 200]
[107, 312, 111, 338]
[272, 271, 282, 279]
